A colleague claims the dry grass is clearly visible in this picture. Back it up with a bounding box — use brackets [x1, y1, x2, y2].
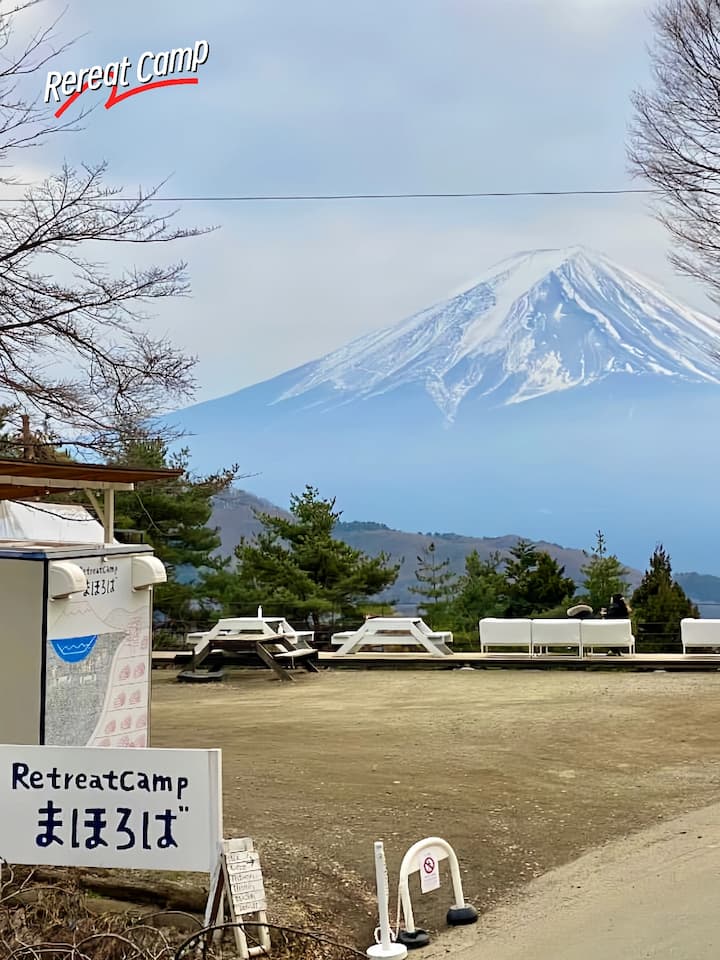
[0, 867, 361, 960]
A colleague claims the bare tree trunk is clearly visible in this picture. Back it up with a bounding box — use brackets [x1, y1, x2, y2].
[21, 414, 32, 460]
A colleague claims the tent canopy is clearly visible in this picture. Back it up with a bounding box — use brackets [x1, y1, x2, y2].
[0, 500, 111, 544]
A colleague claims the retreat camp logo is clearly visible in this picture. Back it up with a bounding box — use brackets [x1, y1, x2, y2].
[43, 41, 210, 117]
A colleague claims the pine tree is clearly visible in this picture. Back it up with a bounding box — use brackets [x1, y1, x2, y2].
[408, 541, 458, 627]
[109, 438, 237, 622]
[203, 486, 400, 627]
[581, 530, 631, 613]
[502, 538, 576, 617]
[631, 544, 699, 640]
[450, 550, 507, 629]
[528, 553, 578, 614]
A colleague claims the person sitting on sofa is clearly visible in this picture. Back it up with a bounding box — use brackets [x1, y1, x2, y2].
[605, 593, 631, 655]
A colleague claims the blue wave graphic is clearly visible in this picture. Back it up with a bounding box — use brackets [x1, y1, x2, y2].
[51, 635, 97, 664]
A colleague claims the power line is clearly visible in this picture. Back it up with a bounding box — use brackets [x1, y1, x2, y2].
[17, 501, 96, 521]
[0, 187, 658, 203]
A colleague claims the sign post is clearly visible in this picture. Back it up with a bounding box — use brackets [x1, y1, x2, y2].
[205, 838, 270, 960]
[0, 744, 222, 872]
[0, 744, 274, 958]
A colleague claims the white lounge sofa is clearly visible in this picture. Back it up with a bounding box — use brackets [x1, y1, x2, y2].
[479, 618, 532, 655]
[681, 618, 720, 654]
[580, 619, 635, 656]
[531, 618, 582, 656]
[478, 617, 635, 657]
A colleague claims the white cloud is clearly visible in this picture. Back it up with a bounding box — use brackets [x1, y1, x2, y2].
[451, 0, 648, 32]
[545, 0, 650, 38]
[0, 161, 54, 195]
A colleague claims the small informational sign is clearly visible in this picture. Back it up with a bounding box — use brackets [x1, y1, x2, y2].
[77, 560, 120, 599]
[418, 845, 445, 893]
[0, 744, 222, 872]
[205, 837, 271, 959]
[225, 844, 268, 915]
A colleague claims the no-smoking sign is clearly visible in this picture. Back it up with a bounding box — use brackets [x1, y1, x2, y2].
[420, 849, 441, 893]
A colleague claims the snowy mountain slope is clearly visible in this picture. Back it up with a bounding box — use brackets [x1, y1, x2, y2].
[169, 246, 720, 573]
[275, 246, 720, 420]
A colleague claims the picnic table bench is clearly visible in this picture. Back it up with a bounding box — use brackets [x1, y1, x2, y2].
[178, 615, 319, 682]
[331, 617, 453, 656]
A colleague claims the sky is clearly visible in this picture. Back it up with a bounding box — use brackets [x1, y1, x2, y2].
[11, 0, 712, 403]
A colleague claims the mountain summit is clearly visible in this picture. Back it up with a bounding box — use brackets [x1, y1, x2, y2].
[277, 246, 720, 420]
[173, 246, 720, 574]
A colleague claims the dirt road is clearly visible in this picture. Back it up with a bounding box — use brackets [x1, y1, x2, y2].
[425, 802, 720, 960]
[150, 668, 720, 943]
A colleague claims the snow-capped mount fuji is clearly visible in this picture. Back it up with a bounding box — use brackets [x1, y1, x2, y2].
[173, 246, 720, 574]
[277, 246, 720, 421]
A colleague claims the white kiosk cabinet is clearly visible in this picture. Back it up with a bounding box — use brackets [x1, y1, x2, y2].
[0, 541, 166, 748]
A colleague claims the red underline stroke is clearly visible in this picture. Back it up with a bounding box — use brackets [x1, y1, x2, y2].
[54, 76, 199, 119]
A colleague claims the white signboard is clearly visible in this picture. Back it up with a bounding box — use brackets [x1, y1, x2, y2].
[417, 845, 445, 893]
[0, 744, 222, 872]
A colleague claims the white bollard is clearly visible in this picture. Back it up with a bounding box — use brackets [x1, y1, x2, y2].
[367, 841, 407, 959]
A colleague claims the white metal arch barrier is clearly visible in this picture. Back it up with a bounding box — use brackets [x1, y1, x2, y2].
[396, 836, 478, 949]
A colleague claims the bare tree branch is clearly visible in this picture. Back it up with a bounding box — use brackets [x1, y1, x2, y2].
[629, 0, 720, 306]
[0, 3, 215, 457]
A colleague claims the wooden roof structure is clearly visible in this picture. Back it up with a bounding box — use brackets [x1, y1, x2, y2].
[0, 457, 183, 543]
[0, 457, 182, 499]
